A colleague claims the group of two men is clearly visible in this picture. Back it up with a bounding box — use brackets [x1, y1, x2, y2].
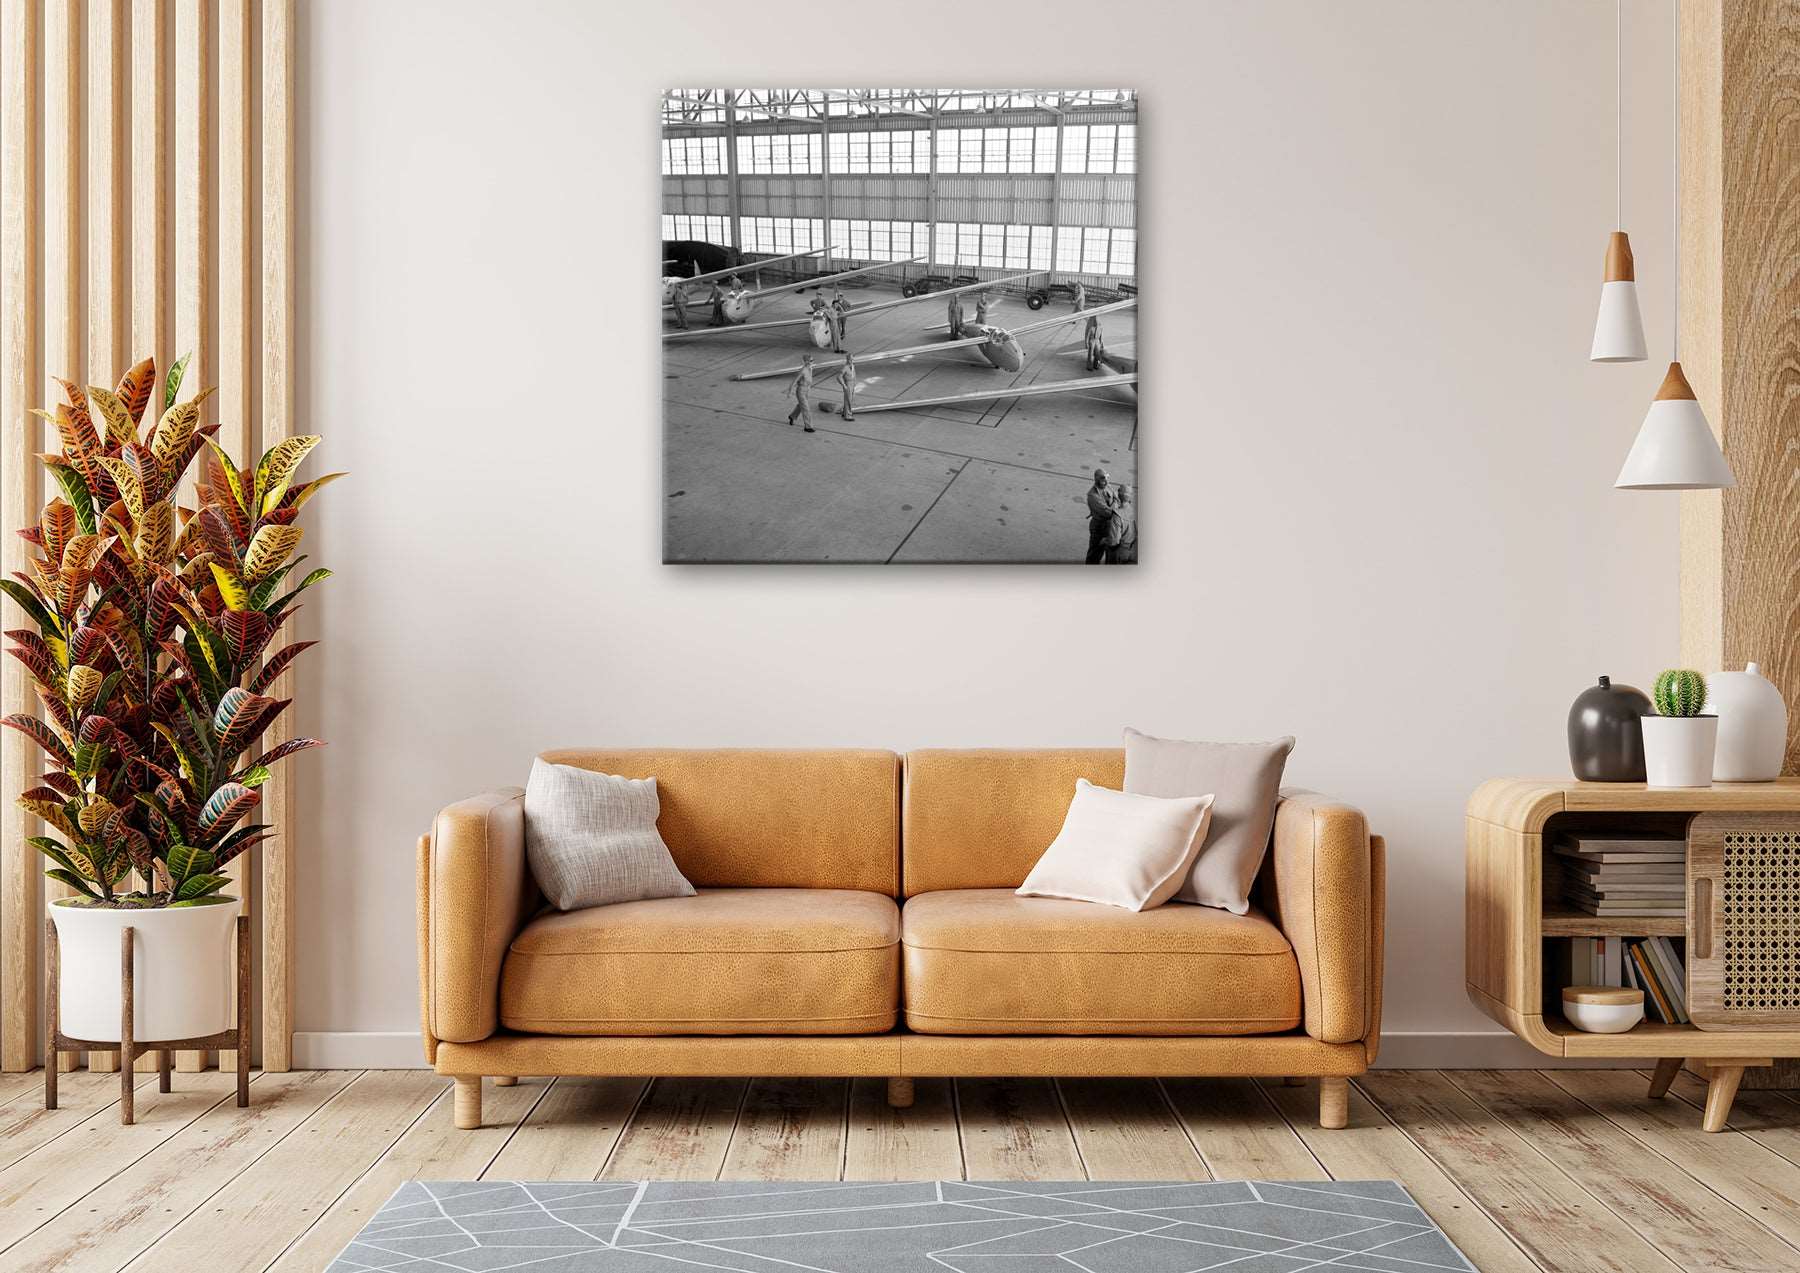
[784, 352, 857, 432]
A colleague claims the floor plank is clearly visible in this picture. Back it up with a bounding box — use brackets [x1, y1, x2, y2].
[0, 1069, 157, 1171]
[1260, 1078, 1541, 1273]
[1547, 1068, 1800, 1254]
[0, 1069, 48, 1108]
[0, 1072, 245, 1255]
[124, 1070, 445, 1273]
[1447, 1069, 1800, 1273]
[954, 1078, 1084, 1181]
[1056, 1077, 1209, 1180]
[1161, 1077, 1327, 1180]
[267, 1075, 542, 1273]
[1357, 1070, 1681, 1273]
[3, 1070, 349, 1271]
[599, 1077, 745, 1181]
[480, 1076, 646, 1180]
[718, 1077, 849, 1180]
[843, 1077, 963, 1181]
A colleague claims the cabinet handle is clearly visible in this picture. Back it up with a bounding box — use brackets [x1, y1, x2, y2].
[1692, 877, 1713, 960]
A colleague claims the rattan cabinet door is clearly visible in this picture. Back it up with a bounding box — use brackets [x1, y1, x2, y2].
[1688, 813, 1800, 1030]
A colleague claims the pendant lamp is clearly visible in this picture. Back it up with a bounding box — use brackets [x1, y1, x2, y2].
[1615, 0, 1734, 490]
[1591, 1, 1647, 362]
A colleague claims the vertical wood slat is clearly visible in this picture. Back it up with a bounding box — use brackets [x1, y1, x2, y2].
[218, 0, 253, 1075]
[125, 0, 167, 1074]
[1, 0, 41, 1074]
[84, 0, 125, 1074]
[173, 0, 210, 1074]
[45, 0, 82, 1073]
[261, 0, 296, 1073]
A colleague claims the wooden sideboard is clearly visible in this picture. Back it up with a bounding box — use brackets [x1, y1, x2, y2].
[1466, 777, 1800, 1131]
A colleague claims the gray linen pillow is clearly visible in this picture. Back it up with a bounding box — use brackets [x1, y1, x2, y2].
[1122, 728, 1295, 913]
[523, 758, 696, 911]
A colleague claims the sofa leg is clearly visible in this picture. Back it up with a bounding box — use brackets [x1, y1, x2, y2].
[454, 1077, 482, 1129]
[886, 1077, 915, 1109]
[494, 1075, 518, 1087]
[1319, 1077, 1348, 1129]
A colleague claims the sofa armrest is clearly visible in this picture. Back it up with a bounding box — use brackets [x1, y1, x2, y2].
[417, 787, 538, 1057]
[1266, 789, 1381, 1046]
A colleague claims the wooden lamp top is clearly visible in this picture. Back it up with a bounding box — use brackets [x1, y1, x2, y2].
[1657, 361, 1698, 401]
[1604, 231, 1636, 283]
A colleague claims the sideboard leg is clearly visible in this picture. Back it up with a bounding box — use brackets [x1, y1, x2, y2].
[1702, 1066, 1745, 1133]
[454, 1077, 482, 1129]
[1647, 1057, 1684, 1099]
[1319, 1077, 1349, 1129]
[886, 1077, 914, 1109]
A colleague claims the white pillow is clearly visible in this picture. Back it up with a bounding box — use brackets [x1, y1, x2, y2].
[1016, 779, 1215, 912]
[523, 759, 696, 911]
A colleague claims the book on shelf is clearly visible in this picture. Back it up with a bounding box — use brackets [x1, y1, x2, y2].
[1554, 833, 1686, 858]
[1556, 936, 1628, 989]
[1557, 831, 1688, 916]
[1624, 936, 1689, 1024]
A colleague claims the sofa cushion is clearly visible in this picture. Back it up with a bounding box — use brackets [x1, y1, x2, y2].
[902, 889, 1301, 1036]
[501, 888, 899, 1035]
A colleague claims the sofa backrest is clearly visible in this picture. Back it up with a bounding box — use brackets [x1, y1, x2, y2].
[538, 749, 901, 895]
[902, 748, 1124, 895]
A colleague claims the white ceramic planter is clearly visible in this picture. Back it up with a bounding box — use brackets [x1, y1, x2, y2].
[1709, 662, 1789, 782]
[1640, 715, 1719, 789]
[49, 897, 240, 1042]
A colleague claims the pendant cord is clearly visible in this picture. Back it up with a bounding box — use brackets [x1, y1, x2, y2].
[1672, 0, 1681, 362]
[1617, 0, 1624, 229]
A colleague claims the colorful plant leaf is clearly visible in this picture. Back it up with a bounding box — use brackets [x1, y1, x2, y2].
[209, 560, 250, 611]
[246, 737, 323, 770]
[275, 471, 347, 514]
[162, 351, 189, 412]
[248, 641, 316, 694]
[218, 610, 273, 664]
[4, 713, 73, 763]
[242, 524, 303, 582]
[44, 463, 96, 536]
[67, 665, 103, 713]
[198, 783, 259, 837]
[254, 436, 321, 514]
[0, 579, 62, 635]
[87, 384, 136, 446]
[115, 357, 156, 424]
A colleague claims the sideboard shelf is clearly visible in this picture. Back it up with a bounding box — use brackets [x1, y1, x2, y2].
[1468, 777, 1800, 1131]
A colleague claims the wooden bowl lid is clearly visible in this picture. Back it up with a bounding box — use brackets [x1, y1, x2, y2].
[1562, 985, 1644, 1006]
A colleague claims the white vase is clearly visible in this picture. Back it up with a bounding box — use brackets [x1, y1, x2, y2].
[1709, 662, 1788, 782]
[49, 897, 240, 1042]
[1640, 715, 1719, 788]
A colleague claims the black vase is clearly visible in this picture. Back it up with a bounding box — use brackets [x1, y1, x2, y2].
[1568, 675, 1651, 782]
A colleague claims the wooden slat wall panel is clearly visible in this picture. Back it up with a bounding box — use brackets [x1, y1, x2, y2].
[217, 0, 252, 1075]
[44, 0, 81, 1075]
[261, 0, 295, 1074]
[1, 0, 41, 1076]
[0, 0, 297, 1073]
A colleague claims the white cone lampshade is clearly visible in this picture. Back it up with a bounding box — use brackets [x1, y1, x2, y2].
[1615, 362, 1736, 489]
[1590, 232, 1647, 362]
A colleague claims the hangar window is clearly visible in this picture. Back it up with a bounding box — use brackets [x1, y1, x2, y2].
[737, 132, 821, 175]
[661, 137, 726, 176]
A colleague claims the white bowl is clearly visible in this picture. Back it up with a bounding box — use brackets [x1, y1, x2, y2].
[1561, 989, 1645, 1034]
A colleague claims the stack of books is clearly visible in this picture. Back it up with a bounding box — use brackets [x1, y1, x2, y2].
[1625, 936, 1689, 1023]
[1554, 832, 1686, 917]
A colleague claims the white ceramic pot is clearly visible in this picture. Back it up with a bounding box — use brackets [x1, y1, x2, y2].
[1709, 662, 1788, 782]
[1561, 987, 1645, 1034]
[49, 897, 240, 1042]
[1640, 715, 1719, 788]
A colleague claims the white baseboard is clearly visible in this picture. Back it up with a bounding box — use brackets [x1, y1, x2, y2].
[290, 1030, 1619, 1072]
[292, 1032, 430, 1069]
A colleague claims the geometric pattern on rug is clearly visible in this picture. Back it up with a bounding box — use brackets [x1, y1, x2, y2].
[328, 1178, 1477, 1272]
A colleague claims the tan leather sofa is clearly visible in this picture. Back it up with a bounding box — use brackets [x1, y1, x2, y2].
[418, 748, 1385, 1131]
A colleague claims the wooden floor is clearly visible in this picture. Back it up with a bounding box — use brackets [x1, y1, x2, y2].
[2, 1068, 1799, 1271]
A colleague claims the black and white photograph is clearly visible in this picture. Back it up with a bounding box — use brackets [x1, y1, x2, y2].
[662, 89, 1138, 564]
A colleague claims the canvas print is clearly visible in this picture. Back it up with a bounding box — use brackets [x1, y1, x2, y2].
[662, 89, 1138, 564]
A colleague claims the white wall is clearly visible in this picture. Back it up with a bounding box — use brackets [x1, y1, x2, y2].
[296, 0, 1683, 1065]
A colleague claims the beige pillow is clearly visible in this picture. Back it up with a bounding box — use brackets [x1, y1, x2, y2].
[1016, 779, 1215, 912]
[1123, 728, 1295, 914]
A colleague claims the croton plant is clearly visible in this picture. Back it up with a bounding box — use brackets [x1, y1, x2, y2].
[1, 355, 339, 907]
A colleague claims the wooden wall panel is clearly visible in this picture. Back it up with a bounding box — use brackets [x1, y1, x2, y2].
[261, 0, 294, 1074]
[1680, 1, 1800, 776]
[0, 0, 41, 1075]
[0, 0, 298, 1073]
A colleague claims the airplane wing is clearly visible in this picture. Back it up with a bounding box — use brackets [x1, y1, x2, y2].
[847, 374, 1137, 414]
[731, 333, 995, 381]
[665, 270, 1047, 343]
[923, 294, 1137, 333]
[735, 255, 927, 302]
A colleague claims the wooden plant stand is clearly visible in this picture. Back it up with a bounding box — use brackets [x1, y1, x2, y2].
[44, 915, 251, 1125]
[1467, 778, 1800, 1132]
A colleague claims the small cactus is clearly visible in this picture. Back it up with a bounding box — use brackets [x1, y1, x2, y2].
[1653, 668, 1708, 717]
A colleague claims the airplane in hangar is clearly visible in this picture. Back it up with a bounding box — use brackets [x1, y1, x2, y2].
[661, 247, 829, 305]
[666, 255, 930, 326]
[669, 271, 1051, 348]
[732, 297, 1137, 381]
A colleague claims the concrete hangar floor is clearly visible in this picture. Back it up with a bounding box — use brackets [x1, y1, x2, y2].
[663, 280, 1138, 564]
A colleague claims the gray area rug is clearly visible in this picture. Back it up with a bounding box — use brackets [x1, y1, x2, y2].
[328, 1179, 1476, 1272]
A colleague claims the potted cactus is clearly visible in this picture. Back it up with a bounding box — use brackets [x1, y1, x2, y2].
[1640, 668, 1717, 788]
[4, 356, 336, 1045]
